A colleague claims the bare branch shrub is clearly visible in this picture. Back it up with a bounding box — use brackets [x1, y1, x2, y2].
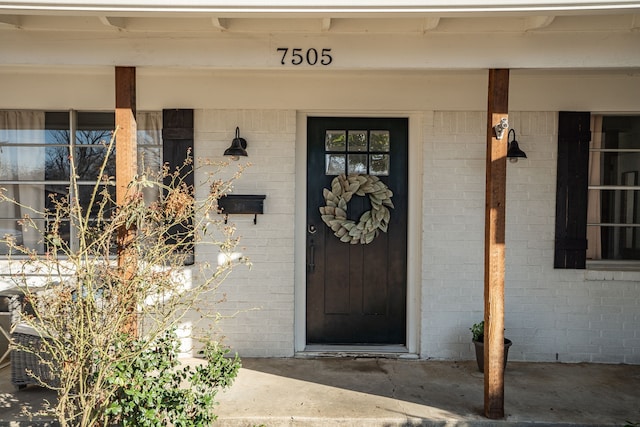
[0, 129, 248, 426]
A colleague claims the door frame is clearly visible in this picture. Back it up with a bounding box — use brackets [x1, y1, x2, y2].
[294, 111, 423, 355]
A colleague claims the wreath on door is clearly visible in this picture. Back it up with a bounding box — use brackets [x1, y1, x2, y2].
[319, 173, 394, 244]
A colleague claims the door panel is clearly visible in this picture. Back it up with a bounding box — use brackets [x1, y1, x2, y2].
[306, 117, 408, 344]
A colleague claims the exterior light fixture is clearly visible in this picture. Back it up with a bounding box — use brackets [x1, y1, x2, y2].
[224, 127, 248, 160]
[507, 129, 527, 163]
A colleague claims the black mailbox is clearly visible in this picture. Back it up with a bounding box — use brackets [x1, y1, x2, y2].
[217, 194, 266, 224]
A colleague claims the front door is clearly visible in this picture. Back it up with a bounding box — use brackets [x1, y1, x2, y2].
[306, 117, 408, 345]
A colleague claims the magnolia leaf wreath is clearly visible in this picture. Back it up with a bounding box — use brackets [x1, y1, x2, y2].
[319, 173, 394, 244]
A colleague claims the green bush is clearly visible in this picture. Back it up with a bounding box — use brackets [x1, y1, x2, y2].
[104, 329, 240, 427]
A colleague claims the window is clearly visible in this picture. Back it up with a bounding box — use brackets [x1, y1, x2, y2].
[554, 112, 640, 269]
[587, 115, 640, 261]
[324, 129, 391, 176]
[0, 110, 161, 255]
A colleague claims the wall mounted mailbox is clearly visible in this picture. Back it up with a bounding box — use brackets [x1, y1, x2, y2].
[217, 194, 266, 224]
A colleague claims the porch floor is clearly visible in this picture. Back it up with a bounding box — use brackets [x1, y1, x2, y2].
[0, 358, 639, 426]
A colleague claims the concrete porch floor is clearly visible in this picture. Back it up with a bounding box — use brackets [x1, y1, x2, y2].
[0, 358, 638, 426]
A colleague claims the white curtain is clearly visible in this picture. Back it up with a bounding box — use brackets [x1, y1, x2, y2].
[136, 111, 163, 204]
[586, 116, 602, 260]
[0, 111, 46, 254]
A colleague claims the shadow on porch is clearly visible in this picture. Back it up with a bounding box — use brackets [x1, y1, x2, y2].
[215, 358, 640, 427]
[0, 358, 638, 426]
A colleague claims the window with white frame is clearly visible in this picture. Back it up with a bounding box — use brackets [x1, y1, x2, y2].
[0, 110, 162, 255]
[587, 115, 640, 261]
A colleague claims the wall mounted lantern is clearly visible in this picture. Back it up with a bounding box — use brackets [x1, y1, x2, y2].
[224, 127, 248, 160]
[507, 129, 527, 163]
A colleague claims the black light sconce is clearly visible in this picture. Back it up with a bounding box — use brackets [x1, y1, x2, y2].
[507, 129, 527, 163]
[224, 127, 248, 161]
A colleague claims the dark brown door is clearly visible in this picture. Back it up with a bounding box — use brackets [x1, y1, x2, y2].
[306, 117, 408, 344]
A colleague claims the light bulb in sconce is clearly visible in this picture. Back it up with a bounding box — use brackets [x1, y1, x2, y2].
[223, 127, 248, 160]
[507, 129, 527, 163]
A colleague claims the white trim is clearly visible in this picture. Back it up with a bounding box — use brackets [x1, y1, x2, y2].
[294, 111, 307, 353]
[294, 111, 422, 356]
[2, 1, 640, 15]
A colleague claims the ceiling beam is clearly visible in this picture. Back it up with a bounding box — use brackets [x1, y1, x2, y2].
[321, 17, 332, 32]
[422, 17, 441, 32]
[99, 16, 126, 30]
[524, 15, 555, 30]
[0, 15, 21, 29]
[212, 17, 228, 31]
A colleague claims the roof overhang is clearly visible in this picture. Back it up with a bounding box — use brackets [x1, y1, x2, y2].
[1, 0, 640, 17]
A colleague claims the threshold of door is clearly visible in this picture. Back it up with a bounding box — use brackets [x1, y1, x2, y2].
[297, 345, 418, 359]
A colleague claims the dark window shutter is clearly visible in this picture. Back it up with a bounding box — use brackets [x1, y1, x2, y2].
[162, 109, 194, 264]
[554, 111, 591, 269]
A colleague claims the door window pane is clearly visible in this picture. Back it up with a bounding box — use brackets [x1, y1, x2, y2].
[324, 127, 394, 176]
[370, 154, 390, 176]
[370, 131, 390, 152]
[325, 154, 346, 175]
[348, 154, 367, 174]
[325, 130, 346, 151]
[348, 131, 367, 152]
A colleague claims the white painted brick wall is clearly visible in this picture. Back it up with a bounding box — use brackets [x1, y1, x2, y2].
[422, 111, 640, 364]
[193, 109, 296, 357]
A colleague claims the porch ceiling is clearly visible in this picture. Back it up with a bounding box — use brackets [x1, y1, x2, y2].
[0, 8, 638, 33]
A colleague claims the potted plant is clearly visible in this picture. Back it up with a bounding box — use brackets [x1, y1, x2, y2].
[470, 320, 512, 373]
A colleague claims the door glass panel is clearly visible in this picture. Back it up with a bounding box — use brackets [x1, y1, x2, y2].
[348, 131, 367, 152]
[348, 154, 367, 174]
[326, 154, 346, 175]
[370, 131, 390, 152]
[323, 127, 393, 176]
[325, 130, 346, 151]
[369, 154, 390, 176]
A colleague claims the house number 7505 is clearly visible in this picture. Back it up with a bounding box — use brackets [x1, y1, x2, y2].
[277, 48, 333, 66]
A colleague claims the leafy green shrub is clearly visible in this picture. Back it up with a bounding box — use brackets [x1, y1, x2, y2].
[104, 329, 240, 426]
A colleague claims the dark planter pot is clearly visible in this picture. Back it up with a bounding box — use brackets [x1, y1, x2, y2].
[473, 339, 512, 373]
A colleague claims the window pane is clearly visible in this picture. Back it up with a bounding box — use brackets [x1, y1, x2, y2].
[325, 154, 345, 175]
[0, 218, 47, 255]
[75, 146, 114, 180]
[0, 146, 46, 180]
[348, 131, 367, 152]
[138, 147, 161, 174]
[45, 145, 71, 180]
[0, 219, 25, 255]
[370, 131, 390, 152]
[74, 113, 115, 180]
[0, 112, 47, 181]
[78, 184, 116, 219]
[591, 188, 639, 224]
[77, 112, 114, 132]
[599, 152, 640, 185]
[137, 111, 162, 146]
[325, 130, 346, 151]
[369, 154, 390, 176]
[601, 116, 640, 149]
[589, 225, 640, 260]
[45, 184, 70, 216]
[348, 154, 367, 174]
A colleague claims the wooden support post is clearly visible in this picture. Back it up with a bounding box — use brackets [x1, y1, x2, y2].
[484, 68, 509, 419]
[115, 66, 138, 336]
